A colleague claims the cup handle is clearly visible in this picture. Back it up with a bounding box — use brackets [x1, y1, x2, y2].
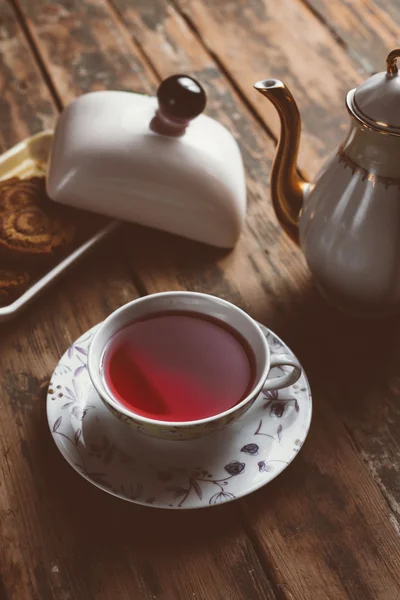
[263, 354, 302, 391]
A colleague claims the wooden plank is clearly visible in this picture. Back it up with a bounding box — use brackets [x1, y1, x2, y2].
[376, 0, 400, 23]
[0, 248, 141, 600]
[155, 0, 369, 177]
[0, 2, 280, 600]
[20, 0, 400, 597]
[0, 1, 56, 150]
[241, 385, 400, 600]
[303, 0, 399, 73]
[355, 0, 400, 32]
[13, 0, 157, 105]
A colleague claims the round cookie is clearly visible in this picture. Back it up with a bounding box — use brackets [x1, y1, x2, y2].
[0, 176, 76, 263]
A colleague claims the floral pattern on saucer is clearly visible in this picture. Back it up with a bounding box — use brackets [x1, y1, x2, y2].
[47, 323, 312, 509]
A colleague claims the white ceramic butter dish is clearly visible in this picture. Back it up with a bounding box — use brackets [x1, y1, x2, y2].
[47, 75, 246, 248]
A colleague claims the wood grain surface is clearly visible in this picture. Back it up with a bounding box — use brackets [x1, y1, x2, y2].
[0, 1, 56, 150]
[306, 0, 400, 72]
[166, 0, 366, 176]
[1, 0, 400, 599]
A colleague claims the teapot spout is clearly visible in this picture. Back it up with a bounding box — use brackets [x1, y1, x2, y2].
[254, 79, 308, 244]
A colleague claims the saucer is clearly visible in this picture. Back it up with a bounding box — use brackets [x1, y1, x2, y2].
[47, 323, 312, 509]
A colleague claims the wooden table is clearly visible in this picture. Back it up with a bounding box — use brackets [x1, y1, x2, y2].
[1, 1, 400, 598]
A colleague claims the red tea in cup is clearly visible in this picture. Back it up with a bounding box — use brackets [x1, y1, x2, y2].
[102, 311, 256, 422]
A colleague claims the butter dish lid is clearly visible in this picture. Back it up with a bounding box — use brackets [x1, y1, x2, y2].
[46, 75, 246, 249]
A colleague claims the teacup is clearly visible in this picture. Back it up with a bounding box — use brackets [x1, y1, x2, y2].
[88, 292, 302, 440]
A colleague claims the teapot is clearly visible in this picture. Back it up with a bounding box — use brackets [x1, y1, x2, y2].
[255, 49, 400, 318]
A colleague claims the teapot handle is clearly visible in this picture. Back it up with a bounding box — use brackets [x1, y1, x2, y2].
[386, 49, 400, 75]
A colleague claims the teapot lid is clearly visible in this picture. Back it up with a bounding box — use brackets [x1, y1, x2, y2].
[350, 49, 400, 134]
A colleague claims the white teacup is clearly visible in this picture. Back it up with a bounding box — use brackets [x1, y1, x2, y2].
[88, 292, 302, 440]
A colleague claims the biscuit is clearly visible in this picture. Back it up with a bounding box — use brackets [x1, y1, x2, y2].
[0, 176, 76, 263]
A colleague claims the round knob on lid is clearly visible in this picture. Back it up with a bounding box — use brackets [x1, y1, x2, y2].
[157, 74, 207, 121]
[350, 49, 400, 134]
